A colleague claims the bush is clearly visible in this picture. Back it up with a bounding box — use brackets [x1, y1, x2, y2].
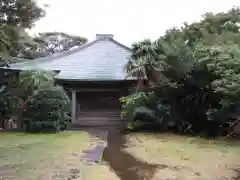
[122, 8, 240, 136]
[22, 85, 70, 132]
[121, 92, 191, 133]
[0, 87, 21, 128]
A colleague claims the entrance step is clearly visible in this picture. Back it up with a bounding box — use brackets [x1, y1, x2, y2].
[75, 117, 129, 126]
[68, 124, 126, 131]
[77, 110, 121, 117]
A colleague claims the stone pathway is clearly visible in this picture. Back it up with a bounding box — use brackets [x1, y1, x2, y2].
[80, 129, 108, 164]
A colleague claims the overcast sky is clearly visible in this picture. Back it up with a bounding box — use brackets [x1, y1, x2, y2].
[30, 0, 240, 46]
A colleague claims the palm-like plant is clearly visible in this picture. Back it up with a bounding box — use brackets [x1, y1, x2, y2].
[125, 39, 165, 87]
[125, 38, 193, 87]
[19, 70, 56, 98]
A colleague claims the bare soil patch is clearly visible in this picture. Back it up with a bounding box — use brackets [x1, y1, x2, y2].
[125, 133, 240, 180]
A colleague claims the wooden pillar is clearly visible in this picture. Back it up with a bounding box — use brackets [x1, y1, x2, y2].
[137, 79, 145, 91]
[71, 90, 76, 123]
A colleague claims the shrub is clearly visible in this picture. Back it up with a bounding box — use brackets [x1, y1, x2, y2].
[22, 85, 70, 132]
[120, 92, 149, 118]
[0, 87, 21, 128]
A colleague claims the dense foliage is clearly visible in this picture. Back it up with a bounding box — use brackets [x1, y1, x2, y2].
[0, 0, 45, 58]
[0, 87, 21, 128]
[19, 70, 56, 99]
[0, 1, 88, 61]
[22, 85, 70, 132]
[122, 7, 240, 136]
[33, 32, 88, 56]
[18, 32, 88, 60]
[18, 70, 70, 132]
[0, 1, 85, 132]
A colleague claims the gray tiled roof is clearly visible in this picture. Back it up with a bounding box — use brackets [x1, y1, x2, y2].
[7, 37, 133, 81]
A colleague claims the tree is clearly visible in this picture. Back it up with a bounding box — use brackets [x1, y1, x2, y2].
[0, 1, 46, 130]
[0, 0, 45, 57]
[33, 32, 88, 56]
[18, 70, 70, 132]
[125, 39, 159, 82]
[123, 7, 240, 136]
[165, 7, 240, 46]
[125, 38, 193, 87]
[0, 0, 45, 28]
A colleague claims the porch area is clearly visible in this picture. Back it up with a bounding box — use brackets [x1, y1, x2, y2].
[70, 88, 130, 127]
[76, 110, 129, 126]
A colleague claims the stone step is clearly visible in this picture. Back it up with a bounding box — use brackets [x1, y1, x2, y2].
[70, 117, 130, 128]
[68, 123, 127, 130]
[75, 120, 128, 126]
[77, 116, 127, 121]
[78, 111, 121, 117]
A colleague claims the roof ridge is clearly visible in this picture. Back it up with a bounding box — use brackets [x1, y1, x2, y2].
[107, 38, 132, 52]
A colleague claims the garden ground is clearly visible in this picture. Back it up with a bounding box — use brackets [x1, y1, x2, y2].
[0, 131, 240, 180]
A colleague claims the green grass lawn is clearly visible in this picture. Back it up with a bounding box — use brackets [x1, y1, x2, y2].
[0, 131, 118, 180]
[1, 131, 240, 180]
[0, 132, 93, 180]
